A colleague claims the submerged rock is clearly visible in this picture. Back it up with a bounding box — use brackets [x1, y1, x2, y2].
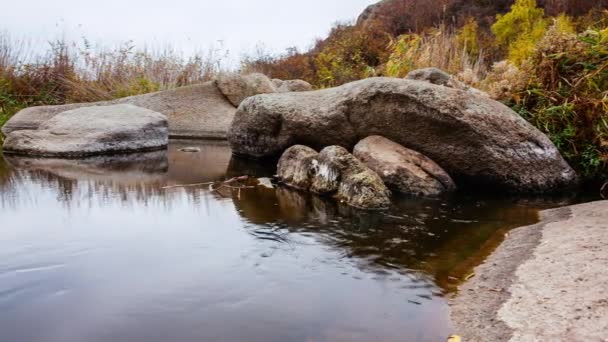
[228, 77, 576, 193]
[216, 73, 277, 107]
[1, 81, 236, 139]
[2, 104, 168, 157]
[277, 145, 391, 210]
[353, 136, 456, 196]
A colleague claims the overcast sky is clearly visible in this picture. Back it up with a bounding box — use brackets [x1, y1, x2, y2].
[1, 0, 378, 63]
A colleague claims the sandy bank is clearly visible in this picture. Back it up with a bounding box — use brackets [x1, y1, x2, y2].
[450, 200, 608, 341]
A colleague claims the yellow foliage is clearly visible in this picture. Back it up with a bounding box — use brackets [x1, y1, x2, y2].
[385, 34, 422, 77]
[457, 18, 480, 57]
[492, 0, 548, 66]
[507, 19, 548, 66]
[385, 26, 486, 82]
[113, 77, 160, 98]
[555, 14, 576, 34]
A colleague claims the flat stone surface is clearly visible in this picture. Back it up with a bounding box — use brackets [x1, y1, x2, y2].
[3, 104, 168, 157]
[450, 200, 608, 341]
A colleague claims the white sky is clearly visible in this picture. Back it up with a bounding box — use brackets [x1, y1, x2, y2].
[1, 0, 378, 63]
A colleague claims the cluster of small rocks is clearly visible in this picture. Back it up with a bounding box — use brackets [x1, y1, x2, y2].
[277, 136, 457, 210]
[277, 145, 391, 209]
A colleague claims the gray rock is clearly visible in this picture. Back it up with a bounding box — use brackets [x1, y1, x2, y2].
[277, 145, 391, 210]
[353, 135, 456, 196]
[272, 79, 284, 88]
[2, 104, 168, 157]
[406, 67, 488, 97]
[1, 81, 236, 139]
[313, 146, 391, 209]
[277, 145, 318, 191]
[216, 73, 276, 107]
[277, 79, 313, 93]
[228, 77, 576, 193]
[406, 68, 453, 86]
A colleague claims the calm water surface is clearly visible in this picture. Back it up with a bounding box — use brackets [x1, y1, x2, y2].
[0, 140, 584, 342]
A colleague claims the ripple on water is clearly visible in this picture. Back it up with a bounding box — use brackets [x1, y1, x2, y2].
[0, 141, 591, 342]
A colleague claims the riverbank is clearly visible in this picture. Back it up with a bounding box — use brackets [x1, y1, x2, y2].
[450, 200, 608, 341]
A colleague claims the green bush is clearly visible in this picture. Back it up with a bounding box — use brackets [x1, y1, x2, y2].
[512, 26, 608, 179]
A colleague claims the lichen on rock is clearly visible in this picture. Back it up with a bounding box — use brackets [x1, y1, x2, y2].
[277, 144, 391, 210]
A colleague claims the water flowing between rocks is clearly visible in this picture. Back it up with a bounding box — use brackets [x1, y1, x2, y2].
[0, 140, 589, 342]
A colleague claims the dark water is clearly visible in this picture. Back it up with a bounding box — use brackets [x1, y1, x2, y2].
[0, 140, 586, 342]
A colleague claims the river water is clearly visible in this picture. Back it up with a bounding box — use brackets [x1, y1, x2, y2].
[0, 140, 584, 342]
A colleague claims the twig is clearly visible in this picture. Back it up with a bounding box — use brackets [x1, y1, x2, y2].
[162, 175, 250, 190]
[162, 181, 214, 189]
[601, 182, 608, 199]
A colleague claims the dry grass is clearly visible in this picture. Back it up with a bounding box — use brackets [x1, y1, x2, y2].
[0, 33, 229, 123]
[385, 25, 489, 86]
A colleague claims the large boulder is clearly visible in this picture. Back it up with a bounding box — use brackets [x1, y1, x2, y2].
[228, 77, 577, 193]
[277, 145, 391, 209]
[1, 81, 236, 139]
[216, 73, 277, 107]
[353, 136, 456, 196]
[2, 104, 168, 157]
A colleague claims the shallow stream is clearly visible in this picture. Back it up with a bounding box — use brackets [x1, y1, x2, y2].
[0, 140, 589, 342]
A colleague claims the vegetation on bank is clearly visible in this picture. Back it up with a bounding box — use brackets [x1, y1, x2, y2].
[0, 36, 227, 127]
[0, 0, 606, 181]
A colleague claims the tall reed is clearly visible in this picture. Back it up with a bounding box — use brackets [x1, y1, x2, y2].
[0, 33, 229, 123]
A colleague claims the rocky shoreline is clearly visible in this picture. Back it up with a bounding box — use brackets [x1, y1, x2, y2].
[450, 200, 608, 341]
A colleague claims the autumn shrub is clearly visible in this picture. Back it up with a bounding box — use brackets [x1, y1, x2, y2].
[313, 23, 389, 88]
[482, 60, 530, 100]
[241, 21, 391, 88]
[385, 25, 486, 84]
[491, 0, 549, 66]
[241, 47, 316, 84]
[507, 25, 608, 179]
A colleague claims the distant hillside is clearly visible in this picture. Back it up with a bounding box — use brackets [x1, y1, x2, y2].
[358, 0, 608, 34]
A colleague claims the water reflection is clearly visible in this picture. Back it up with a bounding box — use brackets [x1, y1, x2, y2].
[0, 141, 589, 342]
